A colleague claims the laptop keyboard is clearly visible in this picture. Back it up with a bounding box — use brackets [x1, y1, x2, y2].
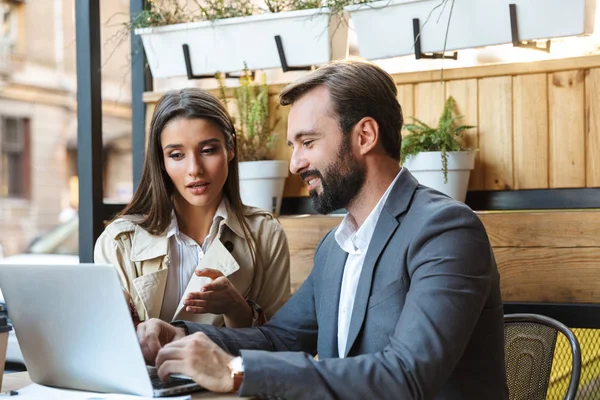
[150, 375, 195, 390]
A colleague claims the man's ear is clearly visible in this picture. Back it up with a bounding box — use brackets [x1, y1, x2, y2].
[354, 117, 379, 156]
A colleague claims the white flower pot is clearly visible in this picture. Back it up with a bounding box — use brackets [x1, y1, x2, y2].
[403, 151, 476, 202]
[239, 160, 289, 216]
[345, 0, 595, 61]
[135, 8, 348, 78]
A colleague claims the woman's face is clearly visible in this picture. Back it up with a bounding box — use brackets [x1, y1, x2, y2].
[161, 117, 234, 211]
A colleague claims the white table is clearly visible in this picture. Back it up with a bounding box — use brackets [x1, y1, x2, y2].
[1, 372, 242, 399]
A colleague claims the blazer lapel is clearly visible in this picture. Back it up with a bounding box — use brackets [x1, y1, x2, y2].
[342, 169, 419, 357]
[319, 244, 348, 359]
[343, 210, 399, 357]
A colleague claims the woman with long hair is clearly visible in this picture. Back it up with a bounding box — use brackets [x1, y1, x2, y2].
[94, 88, 290, 328]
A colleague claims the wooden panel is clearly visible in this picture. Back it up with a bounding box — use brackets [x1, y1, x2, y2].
[549, 70, 586, 188]
[282, 212, 600, 251]
[390, 54, 600, 85]
[479, 211, 600, 248]
[279, 216, 343, 292]
[478, 76, 513, 190]
[414, 81, 445, 127]
[142, 55, 600, 102]
[512, 74, 549, 189]
[396, 84, 414, 136]
[270, 93, 288, 158]
[586, 68, 600, 187]
[280, 213, 600, 304]
[398, 84, 414, 169]
[496, 247, 600, 303]
[445, 79, 481, 190]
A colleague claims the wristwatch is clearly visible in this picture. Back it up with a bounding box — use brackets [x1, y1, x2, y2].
[228, 356, 244, 393]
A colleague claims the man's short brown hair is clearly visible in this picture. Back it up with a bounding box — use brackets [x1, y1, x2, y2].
[279, 59, 403, 160]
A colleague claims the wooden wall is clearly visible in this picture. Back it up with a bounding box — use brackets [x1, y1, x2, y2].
[379, 56, 600, 193]
[481, 211, 600, 303]
[280, 211, 600, 303]
[144, 54, 600, 199]
[406, 68, 597, 192]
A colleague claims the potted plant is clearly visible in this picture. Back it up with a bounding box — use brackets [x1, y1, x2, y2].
[217, 66, 289, 215]
[131, 0, 351, 79]
[400, 96, 476, 202]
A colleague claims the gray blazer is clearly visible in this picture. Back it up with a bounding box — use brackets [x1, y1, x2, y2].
[183, 170, 508, 400]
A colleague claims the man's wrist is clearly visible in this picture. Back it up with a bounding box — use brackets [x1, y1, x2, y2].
[227, 356, 244, 393]
[170, 321, 189, 338]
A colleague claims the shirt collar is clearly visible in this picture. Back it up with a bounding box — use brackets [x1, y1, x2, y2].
[168, 198, 228, 236]
[335, 169, 404, 254]
[167, 197, 247, 240]
[166, 212, 179, 239]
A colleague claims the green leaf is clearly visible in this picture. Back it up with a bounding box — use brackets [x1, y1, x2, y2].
[401, 96, 477, 178]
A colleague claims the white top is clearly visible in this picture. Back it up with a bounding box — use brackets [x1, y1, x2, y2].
[335, 169, 403, 357]
[159, 200, 228, 321]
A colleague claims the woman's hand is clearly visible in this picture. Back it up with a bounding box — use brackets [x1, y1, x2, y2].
[183, 268, 253, 328]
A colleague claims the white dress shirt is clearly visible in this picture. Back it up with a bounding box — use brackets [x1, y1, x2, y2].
[335, 169, 403, 357]
[159, 200, 228, 321]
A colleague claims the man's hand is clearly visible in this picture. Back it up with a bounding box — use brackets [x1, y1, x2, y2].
[184, 268, 253, 328]
[137, 318, 186, 365]
[155, 332, 235, 393]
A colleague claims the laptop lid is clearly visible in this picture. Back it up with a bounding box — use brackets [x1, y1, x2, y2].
[0, 263, 157, 396]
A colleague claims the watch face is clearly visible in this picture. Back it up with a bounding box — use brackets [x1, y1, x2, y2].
[229, 356, 245, 392]
[230, 356, 244, 373]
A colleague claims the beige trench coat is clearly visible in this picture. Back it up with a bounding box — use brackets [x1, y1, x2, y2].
[94, 205, 291, 326]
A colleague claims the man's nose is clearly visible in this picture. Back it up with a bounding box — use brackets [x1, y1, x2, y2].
[289, 149, 309, 175]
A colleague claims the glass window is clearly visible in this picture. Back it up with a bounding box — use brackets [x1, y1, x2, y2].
[0, 117, 29, 198]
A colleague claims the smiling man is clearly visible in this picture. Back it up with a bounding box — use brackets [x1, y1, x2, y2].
[289, 85, 367, 217]
[136, 59, 508, 400]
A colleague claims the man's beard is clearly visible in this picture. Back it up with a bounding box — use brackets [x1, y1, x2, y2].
[301, 143, 366, 215]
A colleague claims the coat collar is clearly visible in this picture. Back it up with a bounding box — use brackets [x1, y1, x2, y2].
[221, 199, 246, 238]
[130, 224, 170, 262]
[384, 168, 419, 218]
[129, 198, 249, 262]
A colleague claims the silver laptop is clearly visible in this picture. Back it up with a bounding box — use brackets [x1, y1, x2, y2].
[0, 263, 202, 397]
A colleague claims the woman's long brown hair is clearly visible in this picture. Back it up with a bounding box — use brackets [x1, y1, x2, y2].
[117, 88, 258, 265]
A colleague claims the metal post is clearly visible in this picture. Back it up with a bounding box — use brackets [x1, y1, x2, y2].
[130, 0, 150, 191]
[75, 0, 104, 262]
[412, 19, 423, 60]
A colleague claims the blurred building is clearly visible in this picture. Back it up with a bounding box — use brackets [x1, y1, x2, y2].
[0, 0, 132, 256]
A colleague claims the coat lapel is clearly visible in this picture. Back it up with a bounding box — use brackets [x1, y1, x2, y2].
[342, 169, 419, 357]
[133, 269, 169, 319]
[129, 224, 170, 319]
[319, 243, 348, 359]
[343, 210, 398, 357]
